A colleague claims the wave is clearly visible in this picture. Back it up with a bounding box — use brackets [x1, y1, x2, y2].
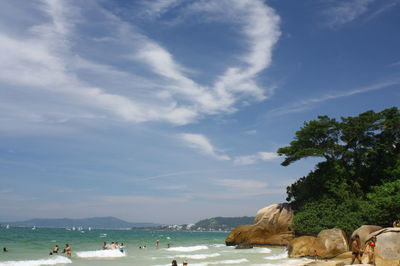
[153, 259, 249, 266]
[0, 256, 72, 266]
[248, 258, 312, 266]
[76, 249, 126, 258]
[172, 253, 221, 259]
[207, 258, 249, 264]
[264, 250, 288, 260]
[209, 244, 225, 248]
[167, 245, 209, 252]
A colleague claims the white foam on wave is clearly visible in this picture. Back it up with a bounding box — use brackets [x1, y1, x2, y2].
[153, 259, 249, 266]
[172, 253, 221, 259]
[260, 258, 311, 266]
[0, 255, 72, 266]
[207, 258, 249, 264]
[76, 249, 126, 258]
[209, 244, 225, 248]
[254, 248, 272, 253]
[167, 245, 209, 252]
[264, 250, 288, 260]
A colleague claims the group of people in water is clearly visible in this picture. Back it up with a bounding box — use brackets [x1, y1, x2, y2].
[102, 241, 126, 252]
[171, 259, 188, 266]
[49, 244, 71, 257]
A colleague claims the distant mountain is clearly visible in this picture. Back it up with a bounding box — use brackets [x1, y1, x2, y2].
[6, 216, 159, 229]
[192, 216, 255, 231]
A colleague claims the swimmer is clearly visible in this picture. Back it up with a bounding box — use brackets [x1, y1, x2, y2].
[102, 241, 108, 250]
[171, 260, 178, 266]
[3, 247, 8, 252]
[52, 245, 59, 253]
[62, 244, 71, 257]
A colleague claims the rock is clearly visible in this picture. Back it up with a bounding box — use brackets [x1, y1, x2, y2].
[225, 203, 294, 246]
[363, 227, 400, 266]
[235, 243, 253, 249]
[288, 228, 348, 259]
[351, 225, 382, 249]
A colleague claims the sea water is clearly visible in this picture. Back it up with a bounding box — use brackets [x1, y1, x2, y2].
[0, 227, 312, 265]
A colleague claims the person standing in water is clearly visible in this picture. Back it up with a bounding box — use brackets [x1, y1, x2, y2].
[171, 260, 178, 266]
[156, 240, 159, 249]
[62, 244, 71, 257]
[52, 245, 59, 254]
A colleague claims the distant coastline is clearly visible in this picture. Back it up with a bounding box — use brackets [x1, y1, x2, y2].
[1, 216, 254, 231]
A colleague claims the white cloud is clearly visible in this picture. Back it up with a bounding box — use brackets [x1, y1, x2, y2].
[103, 195, 187, 204]
[0, 0, 281, 133]
[179, 133, 231, 161]
[244, 130, 257, 135]
[324, 0, 375, 27]
[234, 152, 279, 165]
[267, 80, 399, 117]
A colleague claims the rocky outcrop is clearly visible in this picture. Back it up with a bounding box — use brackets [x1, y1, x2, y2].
[288, 228, 348, 259]
[225, 203, 294, 246]
[351, 225, 382, 249]
[360, 227, 400, 266]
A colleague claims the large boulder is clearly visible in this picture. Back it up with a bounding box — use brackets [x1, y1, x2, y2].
[351, 225, 382, 249]
[225, 203, 294, 246]
[288, 228, 348, 259]
[361, 227, 400, 266]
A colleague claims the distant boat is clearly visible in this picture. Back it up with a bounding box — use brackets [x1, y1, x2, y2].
[72, 226, 76, 231]
[88, 227, 92, 231]
[6, 224, 10, 229]
[32, 226, 36, 230]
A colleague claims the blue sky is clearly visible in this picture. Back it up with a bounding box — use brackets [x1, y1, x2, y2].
[0, 0, 399, 224]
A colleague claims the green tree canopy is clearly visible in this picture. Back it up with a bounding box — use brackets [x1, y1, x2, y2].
[278, 107, 400, 234]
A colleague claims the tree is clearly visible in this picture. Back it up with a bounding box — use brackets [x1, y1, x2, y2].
[278, 107, 400, 234]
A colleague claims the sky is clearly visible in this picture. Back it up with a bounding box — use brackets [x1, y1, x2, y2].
[0, 0, 399, 224]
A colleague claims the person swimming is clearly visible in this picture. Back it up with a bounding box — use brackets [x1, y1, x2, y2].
[52, 245, 59, 253]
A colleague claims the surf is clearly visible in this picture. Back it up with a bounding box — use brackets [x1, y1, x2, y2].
[76, 249, 126, 258]
[0, 256, 72, 266]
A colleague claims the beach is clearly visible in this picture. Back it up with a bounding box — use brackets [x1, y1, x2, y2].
[0, 227, 313, 265]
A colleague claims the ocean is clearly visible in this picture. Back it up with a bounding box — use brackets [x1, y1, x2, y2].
[0, 227, 312, 265]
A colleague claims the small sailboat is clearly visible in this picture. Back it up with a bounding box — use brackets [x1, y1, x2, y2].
[6, 224, 10, 229]
[32, 226, 36, 230]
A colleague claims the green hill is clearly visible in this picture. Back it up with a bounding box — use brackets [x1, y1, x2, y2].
[192, 216, 254, 231]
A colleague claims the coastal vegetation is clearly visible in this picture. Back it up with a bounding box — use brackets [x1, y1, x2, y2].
[278, 107, 400, 235]
[193, 216, 255, 231]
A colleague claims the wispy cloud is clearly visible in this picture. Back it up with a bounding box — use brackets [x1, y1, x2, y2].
[364, 0, 400, 22]
[234, 152, 279, 165]
[179, 133, 231, 161]
[186, 178, 283, 199]
[103, 195, 188, 204]
[0, 0, 281, 133]
[323, 0, 375, 27]
[267, 80, 399, 117]
[244, 130, 257, 135]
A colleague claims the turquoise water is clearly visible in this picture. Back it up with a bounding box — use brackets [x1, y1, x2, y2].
[0, 227, 312, 265]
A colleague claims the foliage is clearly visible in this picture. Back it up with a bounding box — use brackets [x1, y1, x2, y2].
[363, 179, 400, 226]
[278, 107, 400, 235]
[193, 216, 254, 231]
